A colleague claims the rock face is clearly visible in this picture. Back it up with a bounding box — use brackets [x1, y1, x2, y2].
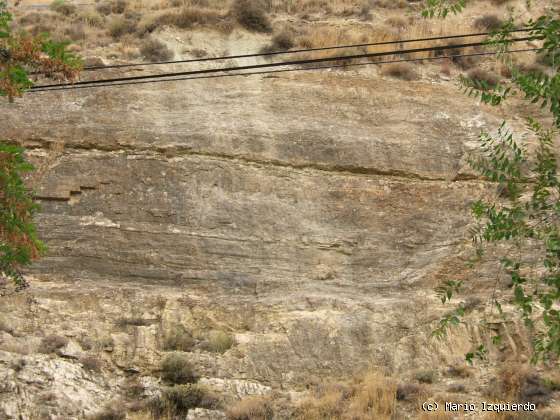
[0, 71, 521, 417]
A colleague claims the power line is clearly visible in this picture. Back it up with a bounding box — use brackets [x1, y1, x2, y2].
[31, 36, 533, 90]
[78, 28, 534, 71]
[29, 48, 539, 93]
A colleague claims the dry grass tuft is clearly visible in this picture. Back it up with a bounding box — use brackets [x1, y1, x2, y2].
[50, 0, 76, 16]
[414, 369, 437, 384]
[89, 406, 126, 420]
[140, 38, 174, 62]
[474, 14, 503, 31]
[467, 68, 500, 88]
[487, 363, 554, 407]
[163, 326, 194, 351]
[96, 0, 128, 16]
[115, 317, 151, 328]
[385, 16, 407, 30]
[232, 0, 272, 33]
[226, 396, 274, 420]
[381, 62, 419, 81]
[261, 31, 295, 53]
[446, 363, 472, 379]
[295, 371, 397, 420]
[396, 383, 424, 401]
[148, 384, 219, 417]
[80, 355, 103, 372]
[155, 6, 224, 29]
[108, 16, 138, 39]
[39, 334, 68, 354]
[64, 23, 86, 42]
[203, 330, 235, 353]
[160, 352, 198, 384]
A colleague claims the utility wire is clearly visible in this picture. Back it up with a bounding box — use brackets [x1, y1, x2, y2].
[30, 48, 539, 93]
[78, 28, 534, 71]
[31, 36, 533, 90]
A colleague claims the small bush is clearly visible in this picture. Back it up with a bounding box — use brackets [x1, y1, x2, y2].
[414, 370, 436, 384]
[396, 383, 422, 401]
[39, 335, 68, 354]
[227, 396, 273, 420]
[261, 31, 294, 54]
[96, 0, 127, 15]
[64, 24, 86, 42]
[50, 0, 76, 16]
[519, 374, 554, 407]
[140, 39, 174, 62]
[115, 317, 150, 328]
[232, 0, 271, 33]
[150, 385, 218, 416]
[491, 365, 553, 407]
[447, 364, 472, 378]
[108, 16, 137, 39]
[536, 51, 559, 68]
[385, 16, 407, 29]
[447, 383, 466, 393]
[156, 7, 222, 30]
[80, 355, 102, 372]
[474, 14, 503, 31]
[204, 330, 235, 354]
[113, 0, 128, 14]
[518, 62, 547, 77]
[454, 55, 476, 70]
[96, 2, 112, 16]
[295, 372, 396, 419]
[381, 62, 418, 81]
[467, 68, 500, 89]
[190, 48, 207, 58]
[89, 406, 126, 420]
[163, 326, 195, 351]
[160, 353, 197, 384]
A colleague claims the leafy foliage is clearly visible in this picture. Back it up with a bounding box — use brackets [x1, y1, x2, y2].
[0, 1, 81, 101]
[0, 143, 44, 289]
[426, 1, 560, 363]
[1, 2, 81, 288]
[422, 0, 467, 18]
[463, 14, 560, 126]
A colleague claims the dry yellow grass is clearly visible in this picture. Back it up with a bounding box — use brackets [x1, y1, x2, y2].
[226, 396, 274, 420]
[295, 371, 397, 420]
[12, 0, 538, 72]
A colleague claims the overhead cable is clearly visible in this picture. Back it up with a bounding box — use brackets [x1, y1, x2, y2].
[29, 48, 539, 93]
[30, 36, 534, 90]
[77, 28, 535, 71]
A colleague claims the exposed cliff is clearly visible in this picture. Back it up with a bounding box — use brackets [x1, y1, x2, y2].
[1, 22, 559, 420]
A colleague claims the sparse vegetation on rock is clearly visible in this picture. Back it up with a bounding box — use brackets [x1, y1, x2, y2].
[204, 330, 235, 353]
[226, 396, 273, 420]
[232, 0, 271, 33]
[140, 38, 174, 62]
[149, 384, 219, 417]
[163, 326, 195, 351]
[39, 335, 68, 354]
[160, 353, 198, 384]
[381, 63, 419, 81]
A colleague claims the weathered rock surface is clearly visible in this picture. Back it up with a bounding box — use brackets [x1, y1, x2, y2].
[0, 71, 544, 418]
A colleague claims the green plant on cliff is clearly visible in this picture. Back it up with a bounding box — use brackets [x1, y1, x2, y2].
[0, 143, 44, 289]
[1, 1, 81, 288]
[0, 1, 81, 102]
[426, 1, 560, 363]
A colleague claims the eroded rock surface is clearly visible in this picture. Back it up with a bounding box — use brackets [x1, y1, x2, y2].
[0, 71, 544, 418]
